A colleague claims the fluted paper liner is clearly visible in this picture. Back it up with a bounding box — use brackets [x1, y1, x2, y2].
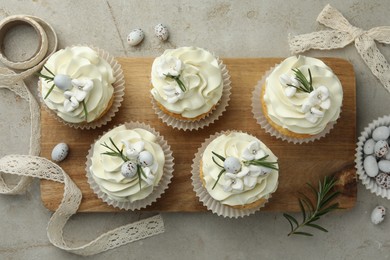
[151, 58, 231, 131]
[86, 122, 174, 210]
[191, 131, 276, 218]
[39, 45, 125, 129]
[356, 115, 390, 199]
[251, 65, 339, 144]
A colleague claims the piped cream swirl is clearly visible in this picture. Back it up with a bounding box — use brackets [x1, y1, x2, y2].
[201, 132, 278, 207]
[90, 125, 165, 202]
[41, 46, 115, 123]
[151, 46, 223, 118]
[264, 55, 343, 135]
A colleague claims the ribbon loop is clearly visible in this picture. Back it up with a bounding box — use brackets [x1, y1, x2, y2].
[289, 4, 390, 93]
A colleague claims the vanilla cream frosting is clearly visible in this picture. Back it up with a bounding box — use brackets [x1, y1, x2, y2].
[151, 46, 223, 118]
[90, 125, 165, 202]
[41, 46, 115, 123]
[263, 55, 343, 135]
[201, 132, 278, 207]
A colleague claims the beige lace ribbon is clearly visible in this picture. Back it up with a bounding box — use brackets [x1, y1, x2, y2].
[289, 4, 390, 92]
[0, 15, 164, 256]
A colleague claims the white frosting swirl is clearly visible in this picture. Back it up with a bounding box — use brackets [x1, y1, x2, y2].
[151, 46, 223, 118]
[264, 55, 343, 135]
[41, 46, 115, 123]
[90, 125, 165, 202]
[201, 132, 278, 207]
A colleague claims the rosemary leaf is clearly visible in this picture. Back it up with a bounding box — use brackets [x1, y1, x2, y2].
[44, 83, 55, 99]
[82, 100, 88, 122]
[298, 199, 306, 221]
[212, 168, 226, 190]
[293, 232, 313, 237]
[212, 156, 224, 168]
[43, 65, 55, 77]
[306, 223, 328, 233]
[211, 151, 225, 162]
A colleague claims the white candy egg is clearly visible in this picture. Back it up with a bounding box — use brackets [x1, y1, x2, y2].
[127, 29, 144, 46]
[223, 157, 241, 173]
[364, 155, 379, 177]
[53, 74, 72, 91]
[371, 206, 386, 225]
[154, 23, 169, 41]
[374, 140, 389, 158]
[373, 126, 390, 141]
[51, 143, 69, 162]
[363, 138, 375, 155]
[378, 160, 390, 173]
[385, 151, 390, 160]
[138, 150, 154, 167]
[121, 161, 137, 178]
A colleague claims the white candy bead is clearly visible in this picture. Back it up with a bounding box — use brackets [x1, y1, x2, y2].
[371, 206, 386, 225]
[223, 157, 241, 174]
[385, 151, 390, 160]
[378, 160, 390, 173]
[51, 143, 69, 162]
[374, 140, 389, 158]
[127, 29, 144, 46]
[372, 126, 390, 141]
[53, 74, 72, 91]
[363, 138, 375, 155]
[121, 161, 137, 178]
[154, 23, 169, 41]
[364, 155, 379, 177]
[138, 150, 154, 167]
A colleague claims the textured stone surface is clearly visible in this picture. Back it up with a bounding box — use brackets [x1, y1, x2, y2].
[0, 0, 390, 259]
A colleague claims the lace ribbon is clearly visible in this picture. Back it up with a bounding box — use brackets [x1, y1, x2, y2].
[289, 4, 390, 92]
[0, 15, 164, 256]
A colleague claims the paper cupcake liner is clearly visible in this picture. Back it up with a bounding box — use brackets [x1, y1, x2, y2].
[191, 130, 275, 218]
[39, 45, 125, 130]
[355, 115, 390, 199]
[151, 58, 231, 131]
[251, 65, 339, 144]
[86, 121, 175, 210]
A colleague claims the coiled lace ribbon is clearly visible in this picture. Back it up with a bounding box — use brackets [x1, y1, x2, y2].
[289, 4, 390, 92]
[0, 15, 164, 256]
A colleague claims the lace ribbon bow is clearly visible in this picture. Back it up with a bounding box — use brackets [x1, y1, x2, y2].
[289, 4, 390, 92]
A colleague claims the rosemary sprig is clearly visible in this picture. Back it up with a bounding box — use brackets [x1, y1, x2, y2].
[287, 68, 314, 93]
[211, 151, 226, 190]
[165, 74, 186, 92]
[242, 155, 278, 171]
[100, 137, 128, 162]
[283, 175, 341, 237]
[44, 83, 56, 99]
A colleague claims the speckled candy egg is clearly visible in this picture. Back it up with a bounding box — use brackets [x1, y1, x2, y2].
[51, 143, 69, 162]
[372, 126, 390, 141]
[53, 74, 72, 91]
[223, 157, 241, 174]
[363, 138, 375, 155]
[376, 172, 390, 189]
[154, 23, 169, 41]
[127, 29, 144, 46]
[371, 206, 386, 225]
[364, 155, 379, 177]
[121, 161, 137, 178]
[138, 151, 154, 167]
[374, 140, 389, 158]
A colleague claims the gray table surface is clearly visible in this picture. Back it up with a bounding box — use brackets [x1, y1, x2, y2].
[1, 0, 390, 259]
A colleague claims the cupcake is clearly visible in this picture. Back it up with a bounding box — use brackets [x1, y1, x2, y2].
[38, 46, 124, 129]
[254, 55, 343, 142]
[192, 131, 279, 217]
[86, 122, 174, 210]
[151, 46, 231, 130]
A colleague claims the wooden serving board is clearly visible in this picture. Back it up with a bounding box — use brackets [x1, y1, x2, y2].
[40, 57, 357, 212]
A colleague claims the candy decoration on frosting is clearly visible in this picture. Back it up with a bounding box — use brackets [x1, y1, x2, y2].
[155, 55, 187, 95]
[38, 66, 93, 120]
[100, 137, 156, 190]
[279, 68, 332, 124]
[211, 140, 278, 191]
